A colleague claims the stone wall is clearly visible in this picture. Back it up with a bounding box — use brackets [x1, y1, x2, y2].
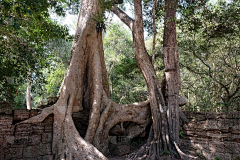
[180, 111, 240, 160]
[0, 103, 53, 160]
[0, 103, 239, 160]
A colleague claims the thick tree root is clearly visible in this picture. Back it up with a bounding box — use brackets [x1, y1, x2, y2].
[18, 104, 108, 160]
[127, 136, 197, 160]
[63, 112, 108, 160]
[93, 93, 151, 155]
[19, 105, 54, 123]
[173, 142, 197, 160]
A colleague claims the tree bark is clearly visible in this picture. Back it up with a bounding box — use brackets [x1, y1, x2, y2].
[112, 1, 196, 159]
[163, 0, 180, 145]
[20, 0, 151, 159]
[112, 0, 180, 159]
[19, 0, 196, 159]
[26, 72, 31, 110]
[26, 81, 31, 110]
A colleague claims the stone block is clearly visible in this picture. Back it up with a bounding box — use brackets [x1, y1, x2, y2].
[183, 111, 195, 119]
[190, 140, 209, 150]
[232, 112, 240, 119]
[194, 136, 209, 142]
[41, 116, 53, 133]
[0, 125, 15, 137]
[42, 133, 52, 144]
[194, 121, 205, 130]
[233, 119, 240, 130]
[232, 134, 240, 142]
[180, 139, 191, 147]
[219, 113, 231, 119]
[205, 112, 218, 119]
[15, 124, 33, 136]
[6, 135, 15, 145]
[116, 144, 130, 156]
[28, 135, 41, 145]
[211, 153, 226, 160]
[42, 155, 54, 160]
[5, 147, 23, 159]
[0, 148, 5, 160]
[209, 141, 225, 153]
[233, 155, 240, 160]
[194, 114, 206, 121]
[23, 145, 40, 157]
[13, 136, 29, 147]
[224, 153, 233, 160]
[207, 131, 228, 141]
[14, 109, 29, 121]
[29, 109, 40, 118]
[0, 102, 13, 114]
[204, 119, 218, 129]
[0, 115, 13, 125]
[224, 142, 240, 154]
[196, 130, 208, 138]
[0, 137, 7, 148]
[185, 130, 195, 136]
[32, 124, 44, 134]
[39, 143, 52, 155]
[217, 119, 234, 130]
[183, 122, 195, 131]
[44, 124, 53, 133]
[42, 115, 53, 123]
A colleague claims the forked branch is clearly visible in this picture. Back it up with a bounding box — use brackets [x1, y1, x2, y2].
[111, 6, 134, 30]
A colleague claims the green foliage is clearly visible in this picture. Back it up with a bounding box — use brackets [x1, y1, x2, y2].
[127, 138, 142, 148]
[93, 12, 106, 33]
[215, 157, 221, 160]
[14, 83, 28, 109]
[178, 0, 240, 112]
[104, 23, 147, 104]
[160, 150, 171, 156]
[143, 0, 165, 36]
[179, 131, 184, 137]
[0, 0, 72, 103]
[45, 64, 66, 97]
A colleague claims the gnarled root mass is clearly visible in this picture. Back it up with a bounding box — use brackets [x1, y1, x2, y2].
[20, 94, 151, 159]
[20, 0, 197, 159]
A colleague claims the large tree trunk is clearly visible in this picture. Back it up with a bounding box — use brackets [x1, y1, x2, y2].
[19, 0, 196, 159]
[20, 0, 151, 159]
[163, 0, 180, 146]
[112, 0, 196, 159]
[21, 0, 108, 159]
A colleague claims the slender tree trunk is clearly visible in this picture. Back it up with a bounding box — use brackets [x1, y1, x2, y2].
[112, 1, 196, 159]
[26, 72, 31, 110]
[152, 0, 157, 65]
[112, 0, 180, 159]
[163, 0, 180, 145]
[26, 81, 31, 110]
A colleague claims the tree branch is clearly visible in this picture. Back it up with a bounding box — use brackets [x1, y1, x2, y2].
[191, 51, 230, 98]
[111, 6, 134, 30]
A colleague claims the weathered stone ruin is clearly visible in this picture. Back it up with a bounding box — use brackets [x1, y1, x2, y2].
[0, 102, 239, 160]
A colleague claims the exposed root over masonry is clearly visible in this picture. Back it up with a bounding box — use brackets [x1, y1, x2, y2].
[20, 0, 197, 159]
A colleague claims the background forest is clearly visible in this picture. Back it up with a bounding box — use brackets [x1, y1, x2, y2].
[0, 0, 239, 112]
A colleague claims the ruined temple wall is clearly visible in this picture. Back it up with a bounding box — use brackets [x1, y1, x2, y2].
[0, 103, 53, 160]
[180, 111, 240, 160]
[0, 103, 239, 160]
[0, 103, 89, 160]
